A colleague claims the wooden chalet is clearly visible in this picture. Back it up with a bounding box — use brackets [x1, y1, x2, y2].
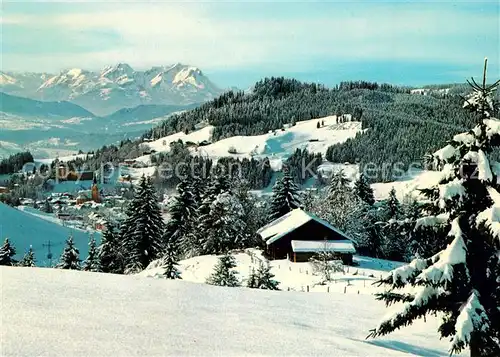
[257, 209, 356, 264]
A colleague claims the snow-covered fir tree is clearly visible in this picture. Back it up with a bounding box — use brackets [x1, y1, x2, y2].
[98, 224, 123, 274]
[199, 192, 246, 255]
[327, 169, 351, 195]
[206, 254, 240, 287]
[351, 205, 385, 257]
[166, 177, 198, 257]
[386, 187, 400, 218]
[379, 189, 410, 261]
[83, 235, 100, 272]
[233, 179, 268, 247]
[369, 62, 500, 356]
[56, 235, 81, 270]
[160, 234, 182, 280]
[409, 214, 449, 260]
[247, 261, 280, 290]
[268, 167, 302, 221]
[121, 175, 166, 274]
[247, 267, 258, 288]
[323, 170, 360, 231]
[0, 238, 16, 266]
[354, 173, 375, 206]
[19, 245, 35, 267]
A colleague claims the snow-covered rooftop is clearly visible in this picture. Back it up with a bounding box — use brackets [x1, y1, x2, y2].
[257, 209, 352, 245]
[291, 240, 356, 254]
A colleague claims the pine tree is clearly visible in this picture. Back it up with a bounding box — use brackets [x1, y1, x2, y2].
[247, 267, 259, 288]
[233, 180, 266, 247]
[166, 177, 198, 257]
[42, 199, 53, 213]
[0, 238, 16, 266]
[121, 175, 166, 274]
[56, 235, 81, 270]
[250, 262, 280, 290]
[386, 187, 400, 218]
[368, 62, 500, 356]
[379, 189, 408, 261]
[354, 174, 375, 205]
[83, 235, 100, 272]
[161, 234, 182, 279]
[353, 205, 385, 258]
[206, 254, 240, 287]
[19, 246, 36, 267]
[199, 192, 246, 255]
[397, 197, 447, 260]
[98, 224, 123, 274]
[269, 167, 302, 221]
[327, 169, 351, 195]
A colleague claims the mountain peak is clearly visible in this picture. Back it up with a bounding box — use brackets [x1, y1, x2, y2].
[2, 63, 222, 116]
[66, 68, 84, 77]
[0, 72, 17, 85]
[100, 63, 134, 78]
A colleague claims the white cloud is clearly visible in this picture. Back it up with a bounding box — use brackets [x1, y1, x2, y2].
[1, 2, 498, 72]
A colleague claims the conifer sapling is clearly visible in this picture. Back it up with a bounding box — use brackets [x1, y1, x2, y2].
[0, 238, 16, 266]
[83, 235, 100, 272]
[19, 245, 36, 267]
[56, 235, 81, 270]
[206, 254, 241, 287]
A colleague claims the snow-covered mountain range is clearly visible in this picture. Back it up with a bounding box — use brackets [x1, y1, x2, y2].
[1, 63, 222, 116]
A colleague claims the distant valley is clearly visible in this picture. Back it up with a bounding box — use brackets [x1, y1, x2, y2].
[0, 63, 219, 158]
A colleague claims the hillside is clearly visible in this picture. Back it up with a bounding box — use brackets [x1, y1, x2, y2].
[100, 103, 200, 129]
[0, 203, 96, 265]
[0, 93, 196, 159]
[0, 92, 94, 118]
[137, 116, 361, 170]
[142, 78, 478, 182]
[1, 266, 463, 356]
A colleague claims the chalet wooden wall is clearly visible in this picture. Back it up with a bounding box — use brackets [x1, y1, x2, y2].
[266, 220, 349, 260]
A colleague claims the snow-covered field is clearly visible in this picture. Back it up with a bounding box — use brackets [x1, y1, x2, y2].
[1, 266, 462, 356]
[196, 119, 361, 165]
[371, 169, 444, 201]
[36, 153, 91, 165]
[138, 116, 362, 168]
[144, 249, 403, 295]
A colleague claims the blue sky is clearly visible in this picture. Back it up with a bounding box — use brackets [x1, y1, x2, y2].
[1, 1, 499, 88]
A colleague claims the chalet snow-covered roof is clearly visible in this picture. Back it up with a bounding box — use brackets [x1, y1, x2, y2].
[291, 240, 356, 254]
[257, 209, 352, 245]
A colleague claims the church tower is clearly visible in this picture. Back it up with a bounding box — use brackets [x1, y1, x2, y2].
[91, 175, 100, 203]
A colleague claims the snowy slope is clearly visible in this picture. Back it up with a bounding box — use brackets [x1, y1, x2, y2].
[198, 119, 360, 163]
[1, 266, 463, 356]
[371, 170, 444, 201]
[0, 203, 96, 265]
[146, 125, 214, 153]
[139, 116, 362, 170]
